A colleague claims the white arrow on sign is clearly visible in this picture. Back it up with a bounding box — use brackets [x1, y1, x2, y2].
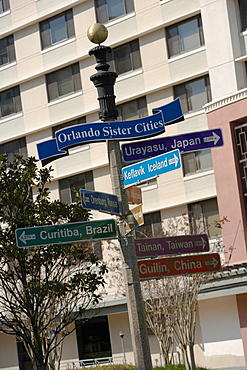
[19, 231, 36, 245]
[203, 132, 221, 145]
[205, 257, 219, 268]
[168, 153, 179, 167]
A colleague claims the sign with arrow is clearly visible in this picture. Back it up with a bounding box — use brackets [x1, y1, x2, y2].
[122, 129, 223, 163]
[37, 98, 183, 163]
[122, 149, 181, 187]
[15, 219, 117, 248]
[80, 189, 121, 216]
[135, 234, 209, 258]
[138, 253, 221, 279]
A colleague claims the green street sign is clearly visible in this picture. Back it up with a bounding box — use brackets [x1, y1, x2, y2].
[15, 219, 117, 248]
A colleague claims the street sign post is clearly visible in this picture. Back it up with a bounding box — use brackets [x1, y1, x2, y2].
[138, 253, 221, 279]
[122, 149, 181, 187]
[122, 129, 224, 163]
[135, 234, 209, 258]
[16, 219, 117, 248]
[80, 189, 121, 216]
[126, 186, 142, 204]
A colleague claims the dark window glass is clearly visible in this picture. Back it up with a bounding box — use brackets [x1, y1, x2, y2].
[173, 75, 211, 114]
[95, 0, 134, 23]
[76, 316, 112, 361]
[0, 86, 22, 118]
[16, 340, 31, 370]
[188, 198, 220, 238]
[182, 149, 213, 176]
[0, 137, 27, 161]
[59, 171, 94, 204]
[166, 15, 204, 58]
[46, 63, 82, 102]
[40, 9, 75, 49]
[0, 35, 15, 66]
[239, 0, 247, 32]
[0, 0, 10, 14]
[136, 211, 162, 238]
[107, 39, 141, 75]
[52, 117, 86, 137]
[117, 96, 147, 121]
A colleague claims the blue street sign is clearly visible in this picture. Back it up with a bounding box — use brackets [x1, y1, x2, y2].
[122, 129, 224, 163]
[122, 149, 181, 187]
[80, 189, 121, 216]
[37, 98, 183, 163]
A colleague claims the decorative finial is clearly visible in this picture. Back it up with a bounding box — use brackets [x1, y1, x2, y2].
[87, 23, 108, 45]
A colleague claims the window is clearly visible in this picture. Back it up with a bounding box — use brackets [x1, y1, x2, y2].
[107, 39, 141, 75]
[136, 211, 162, 238]
[40, 9, 75, 49]
[0, 35, 15, 67]
[0, 86, 22, 119]
[182, 149, 213, 176]
[76, 316, 112, 360]
[0, 137, 27, 161]
[46, 63, 82, 102]
[234, 123, 247, 215]
[52, 116, 86, 136]
[166, 15, 204, 58]
[239, 0, 247, 32]
[117, 96, 147, 121]
[188, 198, 220, 238]
[0, 0, 10, 14]
[173, 75, 211, 114]
[59, 171, 94, 204]
[95, 0, 134, 23]
[17, 340, 31, 370]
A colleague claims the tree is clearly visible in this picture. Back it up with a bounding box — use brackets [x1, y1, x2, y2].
[0, 155, 107, 370]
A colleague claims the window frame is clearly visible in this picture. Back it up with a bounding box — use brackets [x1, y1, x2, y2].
[173, 75, 211, 114]
[46, 63, 82, 102]
[0, 86, 22, 119]
[135, 211, 162, 238]
[39, 9, 75, 50]
[182, 149, 213, 176]
[0, 34, 15, 67]
[108, 39, 142, 76]
[166, 14, 204, 58]
[188, 198, 220, 238]
[117, 96, 147, 121]
[0, 137, 27, 161]
[239, 0, 247, 32]
[59, 171, 94, 204]
[0, 0, 10, 14]
[95, 0, 134, 24]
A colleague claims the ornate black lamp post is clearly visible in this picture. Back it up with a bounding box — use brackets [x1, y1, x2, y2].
[87, 23, 153, 370]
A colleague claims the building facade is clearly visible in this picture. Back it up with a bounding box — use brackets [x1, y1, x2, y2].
[1, 0, 247, 368]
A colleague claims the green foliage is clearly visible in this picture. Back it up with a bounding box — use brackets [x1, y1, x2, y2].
[0, 155, 107, 369]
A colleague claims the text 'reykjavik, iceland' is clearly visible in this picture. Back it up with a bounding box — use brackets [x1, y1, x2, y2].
[122, 149, 181, 187]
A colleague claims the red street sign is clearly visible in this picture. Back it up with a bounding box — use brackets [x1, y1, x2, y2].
[138, 253, 221, 279]
[135, 234, 209, 258]
[126, 186, 142, 204]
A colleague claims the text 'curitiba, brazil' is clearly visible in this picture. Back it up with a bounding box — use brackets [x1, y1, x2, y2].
[36, 99, 183, 164]
[15, 220, 117, 248]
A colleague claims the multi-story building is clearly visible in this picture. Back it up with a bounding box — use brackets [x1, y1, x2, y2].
[1, 0, 247, 369]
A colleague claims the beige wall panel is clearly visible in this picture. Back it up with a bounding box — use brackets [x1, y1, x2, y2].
[47, 93, 85, 126]
[15, 24, 43, 79]
[61, 324, 79, 361]
[0, 332, 19, 368]
[0, 64, 18, 90]
[107, 17, 138, 46]
[74, 1, 97, 54]
[140, 30, 171, 90]
[168, 49, 207, 82]
[135, 0, 163, 34]
[0, 12, 11, 36]
[177, 111, 208, 134]
[160, 0, 200, 25]
[115, 73, 145, 102]
[41, 40, 78, 72]
[0, 115, 25, 142]
[9, 0, 38, 28]
[93, 165, 112, 194]
[184, 171, 216, 203]
[27, 127, 52, 159]
[21, 77, 50, 132]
